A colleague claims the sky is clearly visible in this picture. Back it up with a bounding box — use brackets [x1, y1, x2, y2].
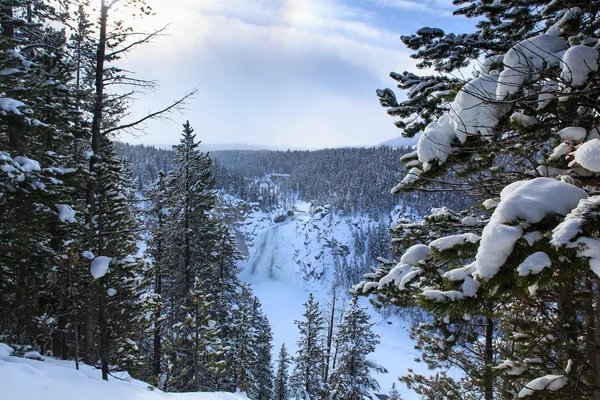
[115, 0, 475, 149]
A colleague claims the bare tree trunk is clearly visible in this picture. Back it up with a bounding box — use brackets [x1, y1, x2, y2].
[324, 290, 336, 384]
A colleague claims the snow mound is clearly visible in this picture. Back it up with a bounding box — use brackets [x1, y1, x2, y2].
[0, 345, 249, 400]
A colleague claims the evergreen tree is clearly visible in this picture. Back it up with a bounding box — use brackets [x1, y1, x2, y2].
[388, 382, 403, 400]
[275, 343, 292, 400]
[358, 1, 600, 399]
[290, 293, 325, 399]
[329, 297, 386, 400]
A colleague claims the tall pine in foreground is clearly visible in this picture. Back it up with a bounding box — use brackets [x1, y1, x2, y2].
[357, 1, 600, 399]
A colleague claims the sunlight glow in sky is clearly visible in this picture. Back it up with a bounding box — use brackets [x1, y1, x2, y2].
[115, 0, 473, 149]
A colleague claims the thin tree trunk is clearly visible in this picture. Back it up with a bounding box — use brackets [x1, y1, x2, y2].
[484, 314, 494, 400]
[324, 290, 336, 384]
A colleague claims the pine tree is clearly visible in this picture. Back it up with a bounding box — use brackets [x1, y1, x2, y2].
[329, 297, 386, 400]
[275, 343, 292, 400]
[290, 293, 326, 399]
[358, 1, 600, 399]
[388, 382, 403, 400]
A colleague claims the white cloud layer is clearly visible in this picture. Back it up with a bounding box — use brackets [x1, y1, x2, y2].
[113, 0, 424, 147]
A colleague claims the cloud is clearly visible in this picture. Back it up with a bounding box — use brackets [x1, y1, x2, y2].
[366, 0, 454, 16]
[113, 0, 415, 147]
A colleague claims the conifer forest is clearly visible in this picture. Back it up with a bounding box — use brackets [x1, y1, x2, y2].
[1, 1, 600, 400]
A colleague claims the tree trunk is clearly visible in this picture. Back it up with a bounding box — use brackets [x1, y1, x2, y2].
[484, 314, 494, 400]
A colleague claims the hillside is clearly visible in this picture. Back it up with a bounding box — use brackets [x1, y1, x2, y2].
[0, 344, 249, 400]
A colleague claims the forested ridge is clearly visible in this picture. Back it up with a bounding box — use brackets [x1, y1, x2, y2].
[2, 0, 600, 399]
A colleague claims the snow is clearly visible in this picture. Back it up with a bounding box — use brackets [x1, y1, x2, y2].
[392, 167, 422, 193]
[496, 360, 527, 376]
[558, 127, 586, 142]
[461, 276, 480, 297]
[429, 233, 480, 251]
[546, 7, 582, 36]
[378, 264, 423, 290]
[24, 351, 44, 361]
[517, 252, 552, 276]
[57, 204, 77, 223]
[0, 343, 13, 358]
[474, 178, 586, 279]
[496, 35, 567, 100]
[552, 196, 600, 245]
[0, 348, 249, 400]
[450, 73, 503, 141]
[82, 251, 95, 260]
[107, 288, 118, 296]
[523, 231, 544, 246]
[461, 216, 478, 226]
[518, 375, 568, 397]
[549, 142, 572, 160]
[91, 256, 112, 279]
[494, 178, 587, 226]
[0, 97, 29, 115]
[474, 220, 523, 280]
[443, 263, 476, 281]
[416, 115, 456, 165]
[13, 156, 41, 172]
[510, 112, 537, 128]
[483, 199, 499, 209]
[560, 45, 598, 87]
[574, 139, 600, 172]
[575, 238, 600, 278]
[400, 244, 431, 266]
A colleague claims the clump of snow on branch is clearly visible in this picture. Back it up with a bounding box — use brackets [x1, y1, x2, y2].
[518, 375, 568, 397]
[91, 256, 112, 279]
[496, 35, 567, 101]
[430, 233, 480, 252]
[400, 244, 431, 266]
[56, 205, 76, 223]
[517, 252, 552, 276]
[560, 45, 598, 87]
[573, 139, 600, 172]
[474, 178, 587, 279]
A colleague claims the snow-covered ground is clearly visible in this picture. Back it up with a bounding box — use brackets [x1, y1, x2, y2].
[0, 344, 248, 400]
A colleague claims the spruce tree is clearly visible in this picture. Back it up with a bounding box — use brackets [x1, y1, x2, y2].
[358, 1, 600, 399]
[275, 343, 292, 400]
[329, 297, 386, 400]
[290, 293, 325, 399]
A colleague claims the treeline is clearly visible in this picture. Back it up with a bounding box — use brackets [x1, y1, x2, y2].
[0, 1, 273, 396]
[274, 292, 387, 400]
[116, 142, 473, 218]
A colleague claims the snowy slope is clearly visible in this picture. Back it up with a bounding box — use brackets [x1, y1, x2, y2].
[0, 345, 249, 400]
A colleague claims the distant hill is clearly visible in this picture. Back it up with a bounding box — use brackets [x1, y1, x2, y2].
[147, 143, 315, 151]
[377, 135, 419, 148]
